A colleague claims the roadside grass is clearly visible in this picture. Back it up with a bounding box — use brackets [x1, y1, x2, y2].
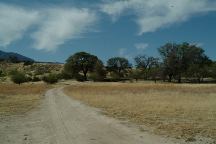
[64, 82, 216, 140]
[0, 83, 49, 116]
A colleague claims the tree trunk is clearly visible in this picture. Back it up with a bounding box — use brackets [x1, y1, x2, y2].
[83, 72, 87, 81]
[198, 77, 201, 83]
[83, 70, 88, 81]
[178, 74, 181, 83]
[168, 74, 172, 82]
[118, 69, 121, 77]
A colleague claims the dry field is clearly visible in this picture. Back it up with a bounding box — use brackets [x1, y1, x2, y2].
[64, 82, 216, 140]
[0, 83, 49, 116]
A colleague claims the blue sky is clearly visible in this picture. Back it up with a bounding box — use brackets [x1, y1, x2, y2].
[0, 0, 216, 63]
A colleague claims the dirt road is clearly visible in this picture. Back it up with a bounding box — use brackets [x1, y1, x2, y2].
[0, 87, 179, 144]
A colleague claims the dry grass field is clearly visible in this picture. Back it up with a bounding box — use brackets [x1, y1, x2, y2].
[64, 82, 216, 140]
[0, 83, 49, 116]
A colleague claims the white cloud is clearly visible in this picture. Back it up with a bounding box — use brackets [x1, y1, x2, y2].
[32, 8, 97, 51]
[135, 43, 148, 50]
[0, 4, 39, 47]
[101, 0, 216, 35]
[0, 4, 97, 51]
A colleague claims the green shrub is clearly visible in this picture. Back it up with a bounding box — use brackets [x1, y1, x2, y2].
[26, 76, 32, 82]
[0, 70, 6, 77]
[11, 72, 27, 85]
[109, 72, 121, 82]
[74, 74, 86, 82]
[61, 71, 73, 80]
[9, 69, 18, 76]
[42, 73, 59, 84]
[24, 61, 34, 66]
[32, 76, 41, 82]
[89, 72, 105, 82]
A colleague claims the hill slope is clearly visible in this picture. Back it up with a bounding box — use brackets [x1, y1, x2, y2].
[0, 50, 34, 62]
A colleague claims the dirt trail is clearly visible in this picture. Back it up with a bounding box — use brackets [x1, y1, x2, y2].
[0, 87, 181, 144]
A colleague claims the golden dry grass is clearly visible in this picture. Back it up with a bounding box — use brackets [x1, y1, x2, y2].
[0, 83, 50, 116]
[64, 82, 216, 140]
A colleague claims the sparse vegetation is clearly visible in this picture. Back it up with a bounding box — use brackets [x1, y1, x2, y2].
[42, 73, 59, 84]
[0, 83, 49, 115]
[65, 83, 216, 140]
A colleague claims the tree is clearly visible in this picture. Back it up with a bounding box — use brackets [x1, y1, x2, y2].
[64, 52, 99, 81]
[11, 72, 27, 85]
[186, 55, 212, 83]
[159, 43, 179, 82]
[107, 57, 130, 77]
[134, 55, 159, 79]
[210, 62, 216, 80]
[89, 60, 107, 81]
[129, 69, 143, 82]
[159, 42, 209, 83]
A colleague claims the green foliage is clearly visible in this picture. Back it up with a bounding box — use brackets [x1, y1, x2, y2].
[158, 42, 210, 83]
[32, 76, 41, 82]
[42, 73, 59, 84]
[34, 65, 51, 75]
[134, 55, 159, 80]
[89, 60, 107, 81]
[0, 69, 6, 77]
[107, 57, 130, 77]
[64, 52, 99, 81]
[129, 69, 143, 81]
[26, 76, 32, 82]
[109, 72, 122, 82]
[74, 74, 86, 82]
[61, 70, 73, 80]
[9, 69, 19, 76]
[209, 62, 216, 80]
[24, 61, 34, 66]
[11, 72, 27, 85]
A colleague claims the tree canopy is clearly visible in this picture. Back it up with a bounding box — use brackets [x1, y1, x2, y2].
[158, 42, 211, 83]
[107, 57, 130, 77]
[64, 52, 100, 81]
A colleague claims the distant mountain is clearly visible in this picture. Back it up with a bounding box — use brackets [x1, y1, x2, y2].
[0, 50, 34, 62]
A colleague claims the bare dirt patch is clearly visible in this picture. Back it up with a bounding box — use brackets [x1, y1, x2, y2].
[64, 82, 216, 141]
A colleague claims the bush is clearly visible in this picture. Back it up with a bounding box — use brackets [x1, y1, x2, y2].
[42, 73, 59, 84]
[9, 69, 18, 76]
[61, 71, 73, 80]
[89, 72, 105, 82]
[74, 74, 86, 82]
[24, 61, 34, 66]
[109, 72, 122, 82]
[32, 76, 41, 82]
[11, 72, 27, 85]
[129, 69, 143, 81]
[26, 76, 32, 82]
[0, 70, 6, 77]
